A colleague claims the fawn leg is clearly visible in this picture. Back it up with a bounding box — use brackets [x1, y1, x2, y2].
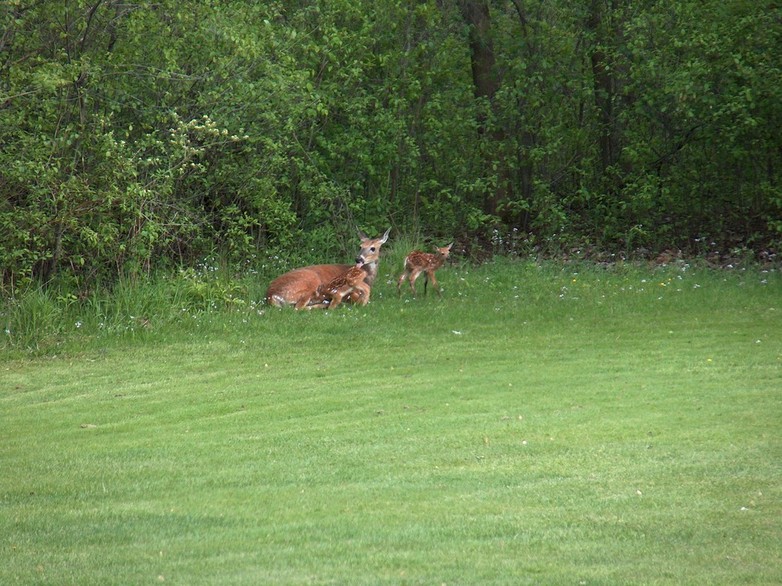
[327, 293, 345, 309]
[427, 269, 442, 297]
[397, 270, 409, 296]
[408, 269, 422, 296]
[355, 282, 371, 305]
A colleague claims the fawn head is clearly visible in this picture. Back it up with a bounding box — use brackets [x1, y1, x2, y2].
[435, 243, 453, 261]
[418, 243, 452, 268]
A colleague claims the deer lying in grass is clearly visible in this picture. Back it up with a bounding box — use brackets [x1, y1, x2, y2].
[265, 228, 390, 309]
[397, 243, 452, 298]
[308, 261, 371, 309]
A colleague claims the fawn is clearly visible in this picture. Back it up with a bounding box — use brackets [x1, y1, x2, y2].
[308, 261, 371, 309]
[397, 243, 452, 298]
[265, 228, 390, 309]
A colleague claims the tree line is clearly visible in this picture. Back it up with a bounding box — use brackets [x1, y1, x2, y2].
[1, 0, 780, 293]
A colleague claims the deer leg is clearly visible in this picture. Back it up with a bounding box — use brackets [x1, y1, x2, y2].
[408, 269, 423, 296]
[327, 292, 345, 309]
[427, 270, 442, 297]
[295, 294, 315, 310]
[355, 282, 371, 305]
[397, 270, 409, 296]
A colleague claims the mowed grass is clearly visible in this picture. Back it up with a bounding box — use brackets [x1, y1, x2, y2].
[2, 261, 781, 584]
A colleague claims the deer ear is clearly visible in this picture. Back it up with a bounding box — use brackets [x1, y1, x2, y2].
[357, 229, 368, 240]
[381, 227, 391, 243]
[446, 242, 453, 250]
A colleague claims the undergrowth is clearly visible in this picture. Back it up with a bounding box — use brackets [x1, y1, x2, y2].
[1, 254, 778, 360]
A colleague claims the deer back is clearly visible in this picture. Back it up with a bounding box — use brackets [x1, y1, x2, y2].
[405, 244, 452, 271]
[266, 264, 350, 307]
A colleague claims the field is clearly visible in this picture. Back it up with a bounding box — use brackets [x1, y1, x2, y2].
[2, 260, 781, 584]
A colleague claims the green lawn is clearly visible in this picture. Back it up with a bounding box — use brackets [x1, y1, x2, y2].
[2, 261, 780, 584]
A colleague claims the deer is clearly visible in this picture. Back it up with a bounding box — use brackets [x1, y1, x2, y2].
[307, 261, 371, 309]
[397, 242, 453, 298]
[265, 228, 390, 309]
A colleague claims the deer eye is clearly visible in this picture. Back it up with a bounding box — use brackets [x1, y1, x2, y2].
[370, 247, 376, 252]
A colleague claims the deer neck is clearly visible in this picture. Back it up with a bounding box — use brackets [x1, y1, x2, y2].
[361, 261, 379, 285]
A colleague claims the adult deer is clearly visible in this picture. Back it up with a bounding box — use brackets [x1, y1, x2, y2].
[308, 261, 371, 309]
[397, 243, 452, 298]
[265, 228, 390, 309]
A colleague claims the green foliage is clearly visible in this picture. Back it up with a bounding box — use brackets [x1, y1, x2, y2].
[618, 1, 782, 249]
[1, 1, 780, 296]
[176, 265, 248, 313]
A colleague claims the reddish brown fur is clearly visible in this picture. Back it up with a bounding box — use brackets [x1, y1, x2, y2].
[265, 228, 390, 309]
[397, 243, 452, 298]
[309, 264, 371, 309]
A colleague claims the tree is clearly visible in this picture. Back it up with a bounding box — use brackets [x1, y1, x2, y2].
[458, 0, 510, 222]
[2, 0, 780, 294]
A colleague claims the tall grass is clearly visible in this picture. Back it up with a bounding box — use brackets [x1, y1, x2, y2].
[2, 257, 778, 357]
[1, 264, 266, 356]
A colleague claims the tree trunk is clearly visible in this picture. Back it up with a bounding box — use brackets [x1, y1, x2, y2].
[587, 0, 618, 173]
[459, 0, 509, 219]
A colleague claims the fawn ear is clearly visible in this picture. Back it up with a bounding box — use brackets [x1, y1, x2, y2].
[381, 227, 391, 243]
[446, 242, 453, 250]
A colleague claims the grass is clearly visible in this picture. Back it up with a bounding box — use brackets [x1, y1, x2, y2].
[1, 259, 781, 584]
